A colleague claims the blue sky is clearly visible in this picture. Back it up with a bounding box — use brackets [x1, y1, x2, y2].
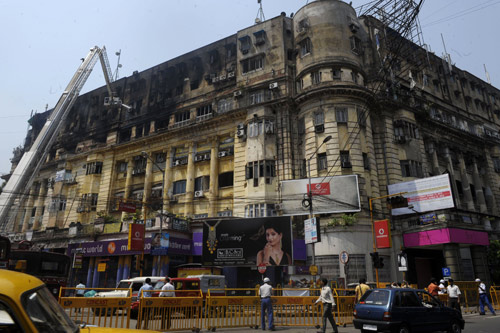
[0, 0, 499, 176]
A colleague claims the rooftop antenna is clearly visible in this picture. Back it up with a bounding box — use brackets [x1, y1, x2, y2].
[255, 0, 265, 23]
[113, 49, 122, 81]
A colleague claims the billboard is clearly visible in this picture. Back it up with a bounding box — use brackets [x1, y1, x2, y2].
[388, 174, 454, 215]
[374, 219, 391, 249]
[304, 217, 320, 244]
[127, 223, 144, 251]
[281, 175, 361, 216]
[202, 217, 292, 266]
[151, 232, 169, 255]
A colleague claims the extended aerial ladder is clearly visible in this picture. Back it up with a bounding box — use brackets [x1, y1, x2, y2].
[0, 46, 128, 231]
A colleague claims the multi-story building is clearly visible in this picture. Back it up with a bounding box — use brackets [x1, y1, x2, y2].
[3, 0, 500, 288]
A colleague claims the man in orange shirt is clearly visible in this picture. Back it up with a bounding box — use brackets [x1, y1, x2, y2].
[427, 278, 439, 296]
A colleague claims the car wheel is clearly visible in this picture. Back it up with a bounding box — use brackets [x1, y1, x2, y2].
[447, 321, 462, 333]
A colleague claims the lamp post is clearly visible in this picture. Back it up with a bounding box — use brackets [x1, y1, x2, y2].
[141, 151, 166, 276]
[307, 135, 332, 281]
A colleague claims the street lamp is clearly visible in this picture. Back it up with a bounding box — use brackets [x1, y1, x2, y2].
[141, 151, 166, 276]
[307, 135, 332, 279]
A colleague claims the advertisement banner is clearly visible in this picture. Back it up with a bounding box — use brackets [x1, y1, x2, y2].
[304, 217, 319, 244]
[151, 233, 169, 255]
[388, 174, 454, 215]
[119, 201, 137, 213]
[374, 219, 391, 249]
[202, 217, 292, 266]
[128, 223, 145, 251]
[281, 175, 361, 216]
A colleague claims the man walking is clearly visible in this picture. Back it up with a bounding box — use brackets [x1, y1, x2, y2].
[447, 279, 461, 314]
[137, 278, 153, 329]
[259, 277, 275, 331]
[160, 277, 175, 329]
[75, 280, 86, 313]
[355, 278, 370, 303]
[315, 278, 339, 333]
[476, 278, 496, 315]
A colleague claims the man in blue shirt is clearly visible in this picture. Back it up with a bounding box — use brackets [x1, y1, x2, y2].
[138, 278, 153, 298]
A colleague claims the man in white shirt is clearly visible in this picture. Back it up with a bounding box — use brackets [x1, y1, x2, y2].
[438, 279, 447, 294]
[160, 277, 175, 297]
[160, 277, 175, 329]
[259, 277, 275, 331]
[476, 278, 496, 315]
[446, 279, 461, 314]
[315, 278, 338, 333]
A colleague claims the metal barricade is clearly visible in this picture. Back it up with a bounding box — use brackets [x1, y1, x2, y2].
[137, 290, 203, 332]
[273, 289, 322, 328]
[455, 281, 479, 313]
[490, 286, 500, 310]
[334, 289, 356, 326]
[59, 287, 131, 329]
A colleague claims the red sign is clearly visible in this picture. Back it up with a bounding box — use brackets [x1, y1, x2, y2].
[128, 223, 145, 251]
[374, 219, 391, 249]
[119, 201, 137, 213]
[306, 182, 331, 196]
[258, 264, 267, 274]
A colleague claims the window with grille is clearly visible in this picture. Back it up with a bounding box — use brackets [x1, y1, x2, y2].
[340, 151, 352, 168]
[315, 256, 340, 281]
[250, 91, 265, 105]
[217, 98, 233, 113]
[239, 35, 251, 54]
[86, 162, 103, 175]
[175, 111, 190, 123]
[400, 160, 423, 178]
[336, 107, 348, 123]
[311, 71, 321, 85]
[242, 56, 264, 74]
[313, 111, 324, 126]
[344, 254, 367, 284]
[318, 153, 327, 171]
[244, 203, 277, 218]
[196, 104, 212, 118]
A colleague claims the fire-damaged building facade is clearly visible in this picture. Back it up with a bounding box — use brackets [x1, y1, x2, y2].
[3, 0, 500, 288]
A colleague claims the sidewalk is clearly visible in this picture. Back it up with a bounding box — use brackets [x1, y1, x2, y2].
[170, 324, 358, 333]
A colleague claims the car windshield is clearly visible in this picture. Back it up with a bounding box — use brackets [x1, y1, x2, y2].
[360, 289, 390, 305]
[117, 281, 132, 289]
[22, 285, 78, 333]
[154, 281, 165, 289]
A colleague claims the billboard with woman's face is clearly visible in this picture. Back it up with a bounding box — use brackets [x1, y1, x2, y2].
[202, 217, 292, 266]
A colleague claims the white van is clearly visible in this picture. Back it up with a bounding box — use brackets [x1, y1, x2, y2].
[95, 276, 165, 300]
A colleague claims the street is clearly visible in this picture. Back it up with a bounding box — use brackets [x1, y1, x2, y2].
[158, 312, 500, 333]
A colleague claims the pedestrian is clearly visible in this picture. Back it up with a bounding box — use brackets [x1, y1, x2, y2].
[137, 278, 153, 329]
[476, 278, 496, 315]
[390, 282, 399, 288]
[355, 278, 370, 303]
[401, 281, 410, 288]
[438, 279, 447, 294]
[75, 280, 86, 313]
[427, 278, 439, 296]
[259, 277, 275, 331]
[446, 278, 461, 314]
[315, 278, 339, 333]
[160, 277, 175, 330]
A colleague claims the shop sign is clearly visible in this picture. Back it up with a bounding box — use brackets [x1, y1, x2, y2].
[419, 213, 437, 225]
[128, 223, 145, 251]
[97, 263, 106, 272]
[73, 254, 83, 269]
[374, 219, 391, 249]
[304, 217, 320, 244]
[119, 201, 137, 213]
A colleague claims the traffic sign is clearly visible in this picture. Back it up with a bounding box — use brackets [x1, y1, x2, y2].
[309, 265, 318, 276]
[340, 251, 349, 264]
[258, 264, 267, 274]
[442, 267, 451, 277]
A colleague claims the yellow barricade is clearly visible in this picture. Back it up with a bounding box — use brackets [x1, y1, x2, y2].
[137, 289, 203, 332]
[490, 286, 500, 310]
[59, 287, 131, 329]
[455, 282, 479, 313]
[334, 289, 356, 326]
[273, 291, 322, 328]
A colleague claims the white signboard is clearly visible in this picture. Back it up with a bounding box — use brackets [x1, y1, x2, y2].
[388, 174, 454, 216]
[281, 175, 361, 216]
[304, 217, 318, 244]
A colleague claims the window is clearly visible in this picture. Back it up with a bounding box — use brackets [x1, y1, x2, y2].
[493, 157, 500, 173]
[217, 210, 232, 217]
[300, 38, 312, 57]
[345, 254, 367, 284]
[173, 180, 186, 195]
[400, 160, 423, 178]
[154, 153, 166, 171]
[350, 36, 361, 54]
[363, 153, 370, 170]
[246, 160, 276, 183]
[249, 91, 265, 105]
[340, 151, 352, 168]
[86, 162, 103, 175]
[196, 104, 213, 119]
[218, 172, 234, 188]
[194, 176, 210, 192]
[238, 35, 251, 54]
[315, 255, 340, 281]
[357, 107, 366, 127]
[175, 110, 190, 124]
[314, 111, 324, 126]
[394, 120, 419, 141]
[253, 30, 266, 45]
[351, 71, 358, 84]
[332, 68, 342, 80]
[336, 107, 348, 123]
[245, 203, 277, 218]
[400, 291, 422, 307]
[132, 156, 147, 175]
[317, 153, 327, 171]
[242, 56, 264, 74]
[311, 71, 321, 85]
[190, 80, 199, 90]
[217, 98, 233, 113]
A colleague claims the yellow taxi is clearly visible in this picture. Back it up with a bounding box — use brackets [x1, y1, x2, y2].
[0, 269, 156, 332]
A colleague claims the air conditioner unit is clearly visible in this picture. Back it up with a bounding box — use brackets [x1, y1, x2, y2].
[269, 82, 278, 90]
[218, 151, 227, 158]
[212, 76, 219, 83]
[227, 72, 235, 78]
[219, 74, 227, 81]
[204, 153, 211, 160]
[234, 90, 243, 97]
[194, 154, 204, 162]
[236, 124, 246, 138]
[104, 97, 111, 106]
[275, 203, 283, 211]
[315, 124, 325, 133]
[173, 159, 182, 166]
[194, 190, 204, 198]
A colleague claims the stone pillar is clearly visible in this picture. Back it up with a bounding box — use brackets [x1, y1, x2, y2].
[429, 142, 441, 176]
[21, 186, 37, 232]
[444, 148, 460, 209]
[443, 243, 462, 280]
[33, 180, 47, 230]
[457, 152, 474, 210]
[164, 148, 173, 212]
[184, 143, 195, 217]
[209, 139, 219, 217]
[121, 157, 134, 221]
[470, 246, 491, 286]
[471, 159, 487, 213]
[143, 153, 153, 218]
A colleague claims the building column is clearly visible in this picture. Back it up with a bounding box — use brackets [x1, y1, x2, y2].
[457, 152, 474, 210]
[471, 158, 487, 213]
[21, 186, 37, 232]
[33, 180, 47, 230]
[209, 139, 219, 217]
[443, 148, 460, 210]
[470, 246, 491, 286]
[184, 143, 195, 217]
[428, 142, 441, 176]
[443, 243, 462, 280]
[122, 157, 134, 220]
[164, 148, 173, 212]
[87, 257, 95, 287]
[143, 153, 154, 218]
